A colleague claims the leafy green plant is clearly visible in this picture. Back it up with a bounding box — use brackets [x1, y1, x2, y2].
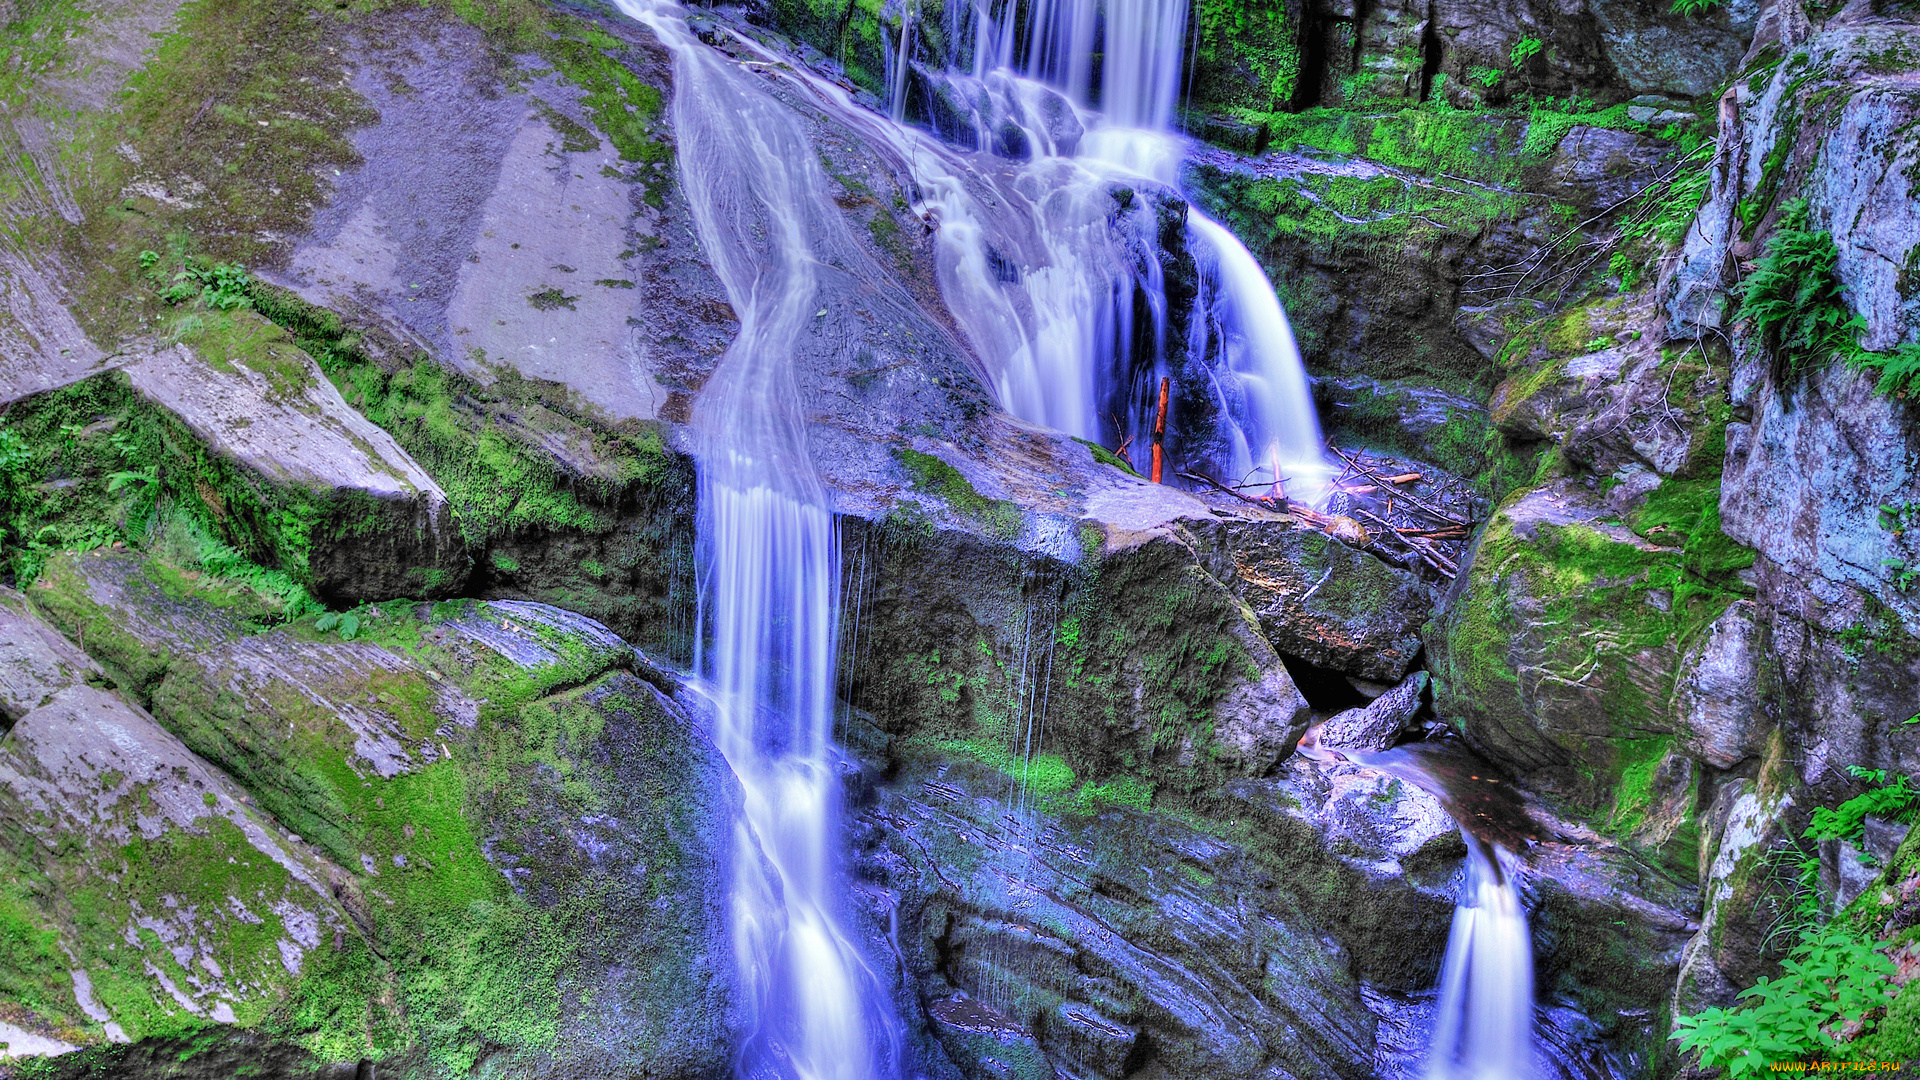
[0, 428, 31, 485]
[1469, 65, 1503, 88]
[143, 250, 256, 311]
[1620, 140, 1714, 250]
[1510, 36, 1544, 70]
[1734, 201, 1863, 375]
[1735, 202, 1920, 399]
[1672, 0, 1727, 15]
[107, 467, 163, 537]
[1880, 502, 1919, 536]
[148, 509, 320, 622]
[1804, 770, 1917, 844]
[1878, 502, 1918, 593]
[314, 610, 363, 641]
[1672, 927, 1897, 1076]
[1849, 341, 1920, 399]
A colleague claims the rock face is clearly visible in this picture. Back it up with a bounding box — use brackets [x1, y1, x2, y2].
[13, 551, 740, 1073]
[122, 333, 466, 605]
[855, 739, 1679, 1080]
[0, 585, 354, 1047]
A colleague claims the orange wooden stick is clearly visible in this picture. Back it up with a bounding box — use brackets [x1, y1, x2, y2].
[1151, 376, 1169, 484]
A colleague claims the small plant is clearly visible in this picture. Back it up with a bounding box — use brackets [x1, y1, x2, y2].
[1584, 336, 1612, 352]
[1853, 342, 1920, 398]
[1672, 0, 1727, 14]
[1469, 65, 1503, 88]
[1672, 927, 1897, 1077]
[527, 287, 578, 312]
[1735, 201, 1864, 376]
[143, 250, 255, 311]
[1804, 770, 1917, 845]
[0, 428, 31, 482]
[1510, 36, 1544, 71]
[1881, 502, 1920, 536]
[314, 609, 363, 640]
[106, 467, 163, 536]
[1877, 502, 1918, 593]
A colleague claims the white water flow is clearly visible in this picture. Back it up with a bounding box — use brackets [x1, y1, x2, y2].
[614, 3, 895, 1078]
[1296, 731, 1537, 1079]
[1428, 838, 1536, 1080]
[919, 0, 1334, 498]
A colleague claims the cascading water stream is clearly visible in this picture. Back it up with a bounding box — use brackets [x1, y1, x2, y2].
[612, 2, 897, 1077]
[922, 0, 1335, 499]
[1427, 839, 1536, 1080]
[1298, 731, 1538, 1079]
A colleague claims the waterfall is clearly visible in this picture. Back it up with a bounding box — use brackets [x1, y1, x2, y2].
[906, 0, 1335, 500]
[1427, 838, 1536, 1080]
[615, 2, 897, 1077]
[1296, 732, 1538, 1080]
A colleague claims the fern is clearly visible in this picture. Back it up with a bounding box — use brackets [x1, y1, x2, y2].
[1671, 0, 1726, 14]
[1849, 341, 1920, 398]
[1509, 36, 1543, 71]
[1804, 772, 1917, 844]
[1735, 201, 1864, 374]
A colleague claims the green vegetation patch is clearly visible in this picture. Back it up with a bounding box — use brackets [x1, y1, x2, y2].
[895, 447, 1022, 541]
[937, 738, 1155, 816]
[0, 375, 321, 619]
[1736, 200, 1920, 398]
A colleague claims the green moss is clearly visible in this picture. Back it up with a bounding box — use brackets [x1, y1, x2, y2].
[1435, 479, 1753, 838]
[246, 282, 695, 657]
[896, 448, 1022, 541]
[1188, 0, 1299, 111]
[1605, 737, 1673, 834]
[1071, 436, 1140, 477]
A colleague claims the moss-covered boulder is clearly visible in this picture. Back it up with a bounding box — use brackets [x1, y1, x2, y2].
[1428, 481, 1756, 868]
[18, 550, 738, 1076]
[0, 585, 358, 1051]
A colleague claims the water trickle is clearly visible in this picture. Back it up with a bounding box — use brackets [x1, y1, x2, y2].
[615, 2, 898, 1077]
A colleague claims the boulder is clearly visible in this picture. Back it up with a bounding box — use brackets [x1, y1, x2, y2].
[1317, 671, 1431, 754]
[1193, 517, 1433, 684]
[26, 549, 739, 1074]
[1672, 778, 1800, 1015]
[0, 584, 356, 1047]
[1427, 481, 1736, 867]
[0, 585, 103, 723]
[121, 332, 466, 605]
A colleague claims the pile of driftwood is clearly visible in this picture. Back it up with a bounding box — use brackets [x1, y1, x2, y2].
[1178, 443, 1482, 582]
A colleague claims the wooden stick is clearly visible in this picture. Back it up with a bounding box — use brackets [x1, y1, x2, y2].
[1150, 376, 1169, 484]
[1327, 443, 1468, 526]
[1178, 470, 1279, 510]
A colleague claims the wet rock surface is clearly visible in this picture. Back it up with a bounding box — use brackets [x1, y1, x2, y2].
[852, 739, 1672, 1080]
[15, 550, 739, 1073]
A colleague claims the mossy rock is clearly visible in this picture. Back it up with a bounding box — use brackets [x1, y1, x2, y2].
[21, 551, 737, 1074]
[1428, 483, 1750, 868]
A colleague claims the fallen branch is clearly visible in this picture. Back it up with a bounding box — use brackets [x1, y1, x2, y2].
[1328, 444, 1470, 526]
